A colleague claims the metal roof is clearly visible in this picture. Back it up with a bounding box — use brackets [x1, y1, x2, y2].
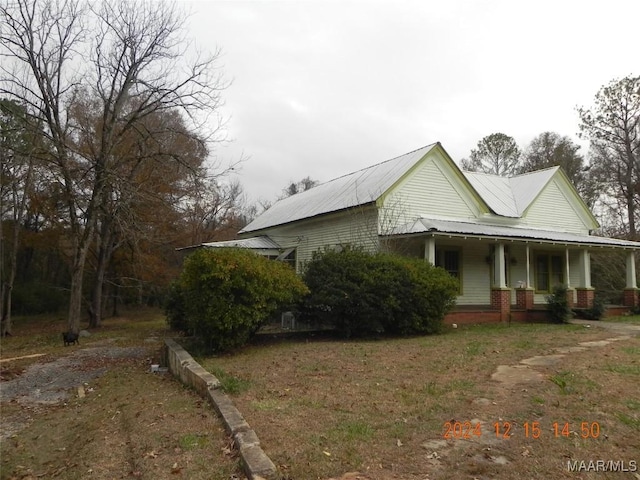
[392, 217, 640, 249]
[463, 167, 559, 217]
[177, 236, 281, 252]
[509, 167, 559, 214]
[463, 172, 518, 216]
[240, 141, 586, 234]
[240, 143, 438, 233]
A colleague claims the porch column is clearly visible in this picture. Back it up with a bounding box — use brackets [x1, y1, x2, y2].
[516, 243, 534, 310]
[424, 236, 436, 265]
[491, 242, 511, 322]
[623, 251, 639, 307]
[525, 244, 531, 288]
[626, 251, 637, 289]
[494, 243, 506, 288]
[565, 248, 574, 308]
[576, 249, 594, 308]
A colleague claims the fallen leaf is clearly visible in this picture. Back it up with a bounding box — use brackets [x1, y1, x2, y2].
[171, 462, 181, 474]
[396, 439, 403, 447]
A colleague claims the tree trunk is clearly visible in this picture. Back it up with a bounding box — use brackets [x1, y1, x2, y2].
[0, 213, 6, 336]
[89, 220, 113, 328]
[628, 193, 637, 239]
[1, 251, 16, 336]
[1, 157, 33, 337]
[112, 283, 119, 317]
[67, 239, 92, 334]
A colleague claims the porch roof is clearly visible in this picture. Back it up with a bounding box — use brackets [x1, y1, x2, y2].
[177, 235, 281, 254]
[391, 218, 640, 249]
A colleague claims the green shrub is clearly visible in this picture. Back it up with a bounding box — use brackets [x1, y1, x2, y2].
[398, 256, 459, 334]
[545, 285, 572, 323]
[171, 248, 308, 352]
[165, 280, 189, 333]
[300, 248, 458, 337]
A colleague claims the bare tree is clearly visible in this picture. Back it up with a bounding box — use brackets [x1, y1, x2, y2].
[578, 75, 640, 237]
[0, 99, 38, 335]
[461, 133, 521, 176]
[281, 176, 319, 198]
[0, 0, 227, 333]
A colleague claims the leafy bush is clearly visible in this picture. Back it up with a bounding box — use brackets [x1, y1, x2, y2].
[299, 248, 458, 337]
[167, 248, 308, 351]
[165, 280, 189, 333]
[545, 285, 572, 323]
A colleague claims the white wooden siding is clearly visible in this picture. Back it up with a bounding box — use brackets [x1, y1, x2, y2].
[382, 151, 482, 225]
[524, 178, 591, 234]
[259, 207, 379, 272]
[457, 245, 491, 305]
[431, 239, 490, 305]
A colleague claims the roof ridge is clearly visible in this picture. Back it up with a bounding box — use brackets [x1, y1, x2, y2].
[462, 170, 508, 178]
[510, 165, 559, 178]
[317, 142, 438, 186]
[240, 142, 439, 233]
[462, 165, 560, 179]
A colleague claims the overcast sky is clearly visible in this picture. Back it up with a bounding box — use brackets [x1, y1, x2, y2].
[180, 0, 639, 205]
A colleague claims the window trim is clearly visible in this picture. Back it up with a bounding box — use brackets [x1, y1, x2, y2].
[533, 251, 564, 294]
[436, 246, 462, 294]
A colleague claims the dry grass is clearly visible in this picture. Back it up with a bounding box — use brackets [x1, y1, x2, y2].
[2, 312, 638, 480]
[0, 310, 244, 480]
[202, 320, 640, 480]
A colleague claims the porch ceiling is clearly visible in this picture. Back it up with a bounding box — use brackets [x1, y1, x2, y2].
[390, 218, 640, 250]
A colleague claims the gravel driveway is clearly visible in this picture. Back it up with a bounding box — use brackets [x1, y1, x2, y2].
[0, 345, 150, 440]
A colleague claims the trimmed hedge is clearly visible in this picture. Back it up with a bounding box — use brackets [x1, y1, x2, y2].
[166, 248, 308, 351]
[299, 248, 458, 337]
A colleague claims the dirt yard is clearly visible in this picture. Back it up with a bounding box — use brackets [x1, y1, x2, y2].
[0, 312, 245, 480]
[2, 312, 639, 480]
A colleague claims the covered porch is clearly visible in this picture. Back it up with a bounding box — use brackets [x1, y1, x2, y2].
[387, 218, 640, 323]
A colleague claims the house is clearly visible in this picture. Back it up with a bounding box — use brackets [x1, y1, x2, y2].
[188, 142, 640, 324]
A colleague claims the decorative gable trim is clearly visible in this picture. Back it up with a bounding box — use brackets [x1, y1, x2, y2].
[377, 142, 491, 217]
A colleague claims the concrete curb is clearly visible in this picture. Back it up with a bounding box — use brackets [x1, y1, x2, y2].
[163, 339, 279, 480]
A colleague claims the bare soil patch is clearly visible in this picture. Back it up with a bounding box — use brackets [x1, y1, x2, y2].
[0, 311, 245, 480]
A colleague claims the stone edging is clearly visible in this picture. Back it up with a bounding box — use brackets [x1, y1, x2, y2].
[163, 339, 278, 480]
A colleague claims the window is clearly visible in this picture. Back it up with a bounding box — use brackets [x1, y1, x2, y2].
[436, 247, 462, 293]
[535, 253, 563, 293]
